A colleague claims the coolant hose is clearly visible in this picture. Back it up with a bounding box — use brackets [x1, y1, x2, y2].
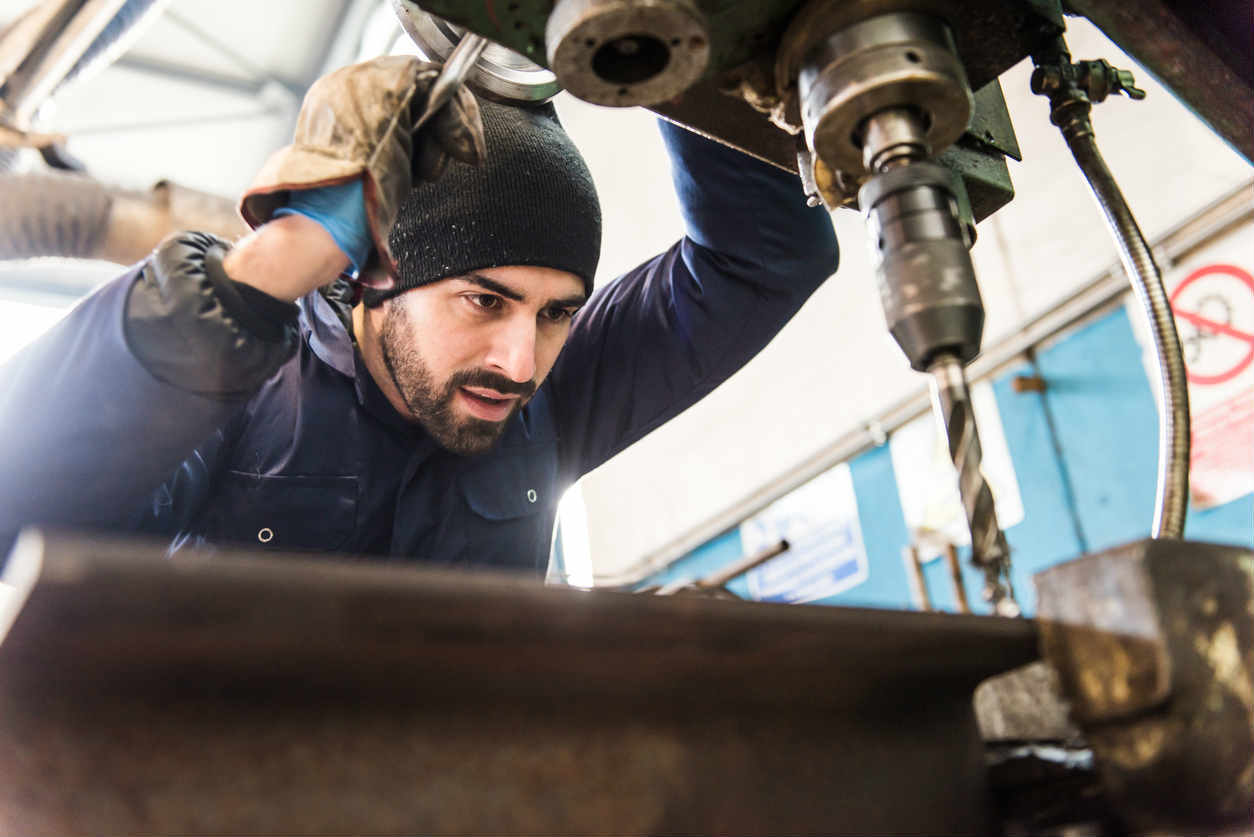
[1064, 127, 1190, 539]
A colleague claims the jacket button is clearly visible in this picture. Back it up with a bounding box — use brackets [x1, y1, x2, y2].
[526, 489, 537, 503]
[257, 527, 274, 544]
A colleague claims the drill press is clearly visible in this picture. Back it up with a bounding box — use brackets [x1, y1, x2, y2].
[794, 11, 1019, 614]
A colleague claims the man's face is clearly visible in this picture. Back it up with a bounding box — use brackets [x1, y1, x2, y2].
[374, 265, 586, 455]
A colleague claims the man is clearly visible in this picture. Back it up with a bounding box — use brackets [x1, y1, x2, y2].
[0, 56, 838, 574]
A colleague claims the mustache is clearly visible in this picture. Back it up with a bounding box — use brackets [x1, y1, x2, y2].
[447, 368, 536, 399]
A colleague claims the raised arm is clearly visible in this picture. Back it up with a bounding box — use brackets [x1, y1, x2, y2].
[0, 56, 484, 558]
[549, 121, 840, 481]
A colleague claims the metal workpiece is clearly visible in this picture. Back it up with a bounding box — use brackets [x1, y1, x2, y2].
[1032, 37, 1190, 540]
[1034, 539, 1254, 834]
[860, 161, 985, 369]
[974, 661, 1079, 743]
[928, 355, 1018, 616]
[797, 12, 971, 181]
[0, 530, 1041, 834]
[545, 0, 710, 106]
[390, 1, 560, 104]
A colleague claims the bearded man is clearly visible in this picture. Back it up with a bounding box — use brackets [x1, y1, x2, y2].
[0, 56, 839, 572]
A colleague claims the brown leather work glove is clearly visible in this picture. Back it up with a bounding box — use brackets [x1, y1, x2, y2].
[239, 55, 486, 289]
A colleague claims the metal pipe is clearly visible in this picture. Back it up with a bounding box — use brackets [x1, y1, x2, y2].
[1063, 130, 1190, 538]
[695, 538, 789, 590]
[1, 0, 169, 133]
[0, 1, 80, 88]
[903, 545, 931, 611]
[944, 543, 971, 614]
[653, 539, 789, 596]
[5, 0, 128, 126]
[0, 171, 246, 266]
[1032, 33, 1193, 540]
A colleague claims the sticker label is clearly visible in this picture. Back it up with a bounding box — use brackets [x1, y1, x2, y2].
[1158, 223, 1254, 509]
[740, 463, 869, 603]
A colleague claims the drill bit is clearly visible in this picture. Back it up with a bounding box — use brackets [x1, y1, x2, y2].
[927, 353, 1019, 616]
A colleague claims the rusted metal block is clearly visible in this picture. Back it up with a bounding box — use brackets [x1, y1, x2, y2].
[0, 530, 1040, 835]
[974, 661, 1080, 743]
[1034, 538, 1254, 834]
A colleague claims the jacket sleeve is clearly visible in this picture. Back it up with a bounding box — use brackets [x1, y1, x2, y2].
[548, 121, 840, 482]
[0, 233, 299, 559]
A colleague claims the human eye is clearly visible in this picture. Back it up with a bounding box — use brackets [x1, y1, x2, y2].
[540, 306, 577, 324]
[463, 293, 503, 312]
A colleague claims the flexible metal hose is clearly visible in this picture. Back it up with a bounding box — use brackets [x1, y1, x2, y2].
[1063, 126, 1190, 539]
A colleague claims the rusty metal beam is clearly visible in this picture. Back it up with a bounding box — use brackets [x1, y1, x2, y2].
[0, 529, 1040, 834]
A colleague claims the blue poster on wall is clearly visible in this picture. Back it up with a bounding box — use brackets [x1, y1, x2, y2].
[740, 463, 869, 603]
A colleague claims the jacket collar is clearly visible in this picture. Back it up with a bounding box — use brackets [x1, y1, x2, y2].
[297, 286, 356, 379]
[296, 286, 420, 435]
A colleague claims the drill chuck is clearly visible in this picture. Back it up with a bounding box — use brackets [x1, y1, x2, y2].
[860, 161, 985, 371]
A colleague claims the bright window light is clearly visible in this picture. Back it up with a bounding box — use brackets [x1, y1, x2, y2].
[557, 482, 594, 588]
[0, 258, 118, 364]
[0, 299, 69, 364]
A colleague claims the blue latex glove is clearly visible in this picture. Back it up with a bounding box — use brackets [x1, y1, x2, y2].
[274, 179, 373, 275]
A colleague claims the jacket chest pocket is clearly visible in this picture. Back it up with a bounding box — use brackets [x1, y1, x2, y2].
[457, 446, 558, 572]
[198, 471, 359, 553]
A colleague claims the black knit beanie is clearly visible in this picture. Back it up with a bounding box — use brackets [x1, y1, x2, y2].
[363, 99, 602, 306]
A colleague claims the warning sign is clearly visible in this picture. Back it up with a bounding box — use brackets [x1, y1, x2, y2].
[1189, 388, 1254, 509]
[1161, 222, 1254, 509]
[1171, 263, 1254, 385]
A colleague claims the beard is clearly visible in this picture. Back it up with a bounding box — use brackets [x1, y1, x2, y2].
[378, 301, 535, 456]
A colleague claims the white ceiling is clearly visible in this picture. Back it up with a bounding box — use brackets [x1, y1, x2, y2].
[0, 0, 382, 195]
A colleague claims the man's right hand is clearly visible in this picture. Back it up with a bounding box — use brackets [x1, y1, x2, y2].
[228, 55, 486, 301]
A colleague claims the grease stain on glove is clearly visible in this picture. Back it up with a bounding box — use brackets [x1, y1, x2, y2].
[240, 56, 487, 290]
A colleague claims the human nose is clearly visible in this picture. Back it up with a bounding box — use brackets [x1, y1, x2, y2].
[485, 315, 537, 384]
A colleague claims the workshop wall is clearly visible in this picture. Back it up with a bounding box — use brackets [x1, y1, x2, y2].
[637, 300, 1254, 615]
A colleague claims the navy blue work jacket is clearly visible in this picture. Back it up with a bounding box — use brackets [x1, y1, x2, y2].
[0, 124, 839, 574]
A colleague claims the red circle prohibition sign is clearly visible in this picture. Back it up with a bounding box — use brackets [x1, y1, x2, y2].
[1169, 263, 1254, 385]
